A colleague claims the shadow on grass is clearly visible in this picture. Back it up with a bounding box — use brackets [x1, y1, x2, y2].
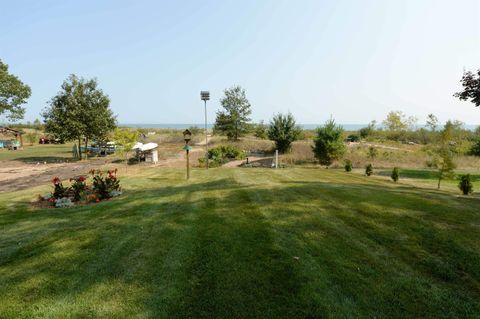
[1, 175, 480, 318]
[13, 156, 78, 164]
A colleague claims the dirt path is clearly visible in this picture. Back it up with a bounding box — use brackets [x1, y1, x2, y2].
[0, 160, 113, 193]
[222, 156, 272, 168]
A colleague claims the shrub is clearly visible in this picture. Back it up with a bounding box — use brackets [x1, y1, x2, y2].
[267, 113, 302, 153]
[391, 167, 399, 182]
[254, 121, 268, 139]
[365, 164, 373, 176]
[312, 119, 345, 167]
[52, 177, 69, 199]
[458, 174, 473, 195]
[70, 176, 87, 201]
[367, 146, 378, 160]
[470, 139, 480, 156]
[347, 134, 360, 142]
[91, 169, 121, 200]
[344, 159, 353, 172]
[199, 145, 246, 167]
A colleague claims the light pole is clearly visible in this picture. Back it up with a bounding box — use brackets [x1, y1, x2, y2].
[183, 129, 192, 180]
[200, 91, 210, 169]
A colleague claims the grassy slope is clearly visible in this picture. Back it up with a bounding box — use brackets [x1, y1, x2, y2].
[0, 168, 480, 318]
[0, 144, 74, 163]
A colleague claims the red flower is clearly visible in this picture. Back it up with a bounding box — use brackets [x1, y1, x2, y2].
[78, 176, 86, 182]
[96, 199, 100, 203]
[52, 177, 60, 185]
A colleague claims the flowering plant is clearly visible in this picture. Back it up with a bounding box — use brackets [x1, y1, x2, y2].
[91, 169, 121, 200]
[52, 177, 69, 199]
[70, 176, 87, 201]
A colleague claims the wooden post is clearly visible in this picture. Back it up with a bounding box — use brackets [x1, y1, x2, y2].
[186, 148, 190, 180]
[275, 149, 279, 168]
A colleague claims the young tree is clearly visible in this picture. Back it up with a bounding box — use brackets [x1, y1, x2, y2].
[426, 114, 439, 132]
[391, 167, 399, 182]
[312, 119, 345, 167]
[434, 122, 457, 190]
[25, 133, 37, 146]
[458, 174, 473, 195]
[42, 75, 116, 160]
[0, 59, 31, 121]
[454, 69, 480, 107]
[254, 121, 268, 139]
[383, 111, 417, 131]
[112, 128, 139, 171]
[213, 85, 252, 140]
[267, 113, 302, 153]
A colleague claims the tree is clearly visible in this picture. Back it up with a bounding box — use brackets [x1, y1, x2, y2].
[25, 133, 37, 146]
[391, 167, 399, 182]
[359, 120, 376, 139]
[213, 85, 252, 140]
[312, 119, 345, 167]
[458, 174, 473, 195]
[365, 163, 373, 176]
[267, 113, 302, 153]
[254, 121, 268, 139]
[42, 74, 116, 160]
[454, 69, 480, 107]
[434, 122, 457, 190]
[367, 146, 378, 161]
[112, 128, 139, 171]
[33, 118, 43, 131]
[426, 114, 439, 132]
[383, 111, 417, 131]
[0, 59, 31, 121]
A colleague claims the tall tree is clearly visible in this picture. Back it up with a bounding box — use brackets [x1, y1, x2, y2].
[312, 119, 346, 167]
[267, 113, 302, 153]
[434, 122, 457, 190]
[454, 69, 480, 107]
[42, 74, 116, 159]
[0, 59, 31, 121]
[213, 85, 251, 140]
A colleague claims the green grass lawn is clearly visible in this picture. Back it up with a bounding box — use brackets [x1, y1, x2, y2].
[1, 167, 480, 318]
[0, 144, 74, 163]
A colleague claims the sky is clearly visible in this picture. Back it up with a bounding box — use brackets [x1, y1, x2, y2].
[1, 0, 479, 125]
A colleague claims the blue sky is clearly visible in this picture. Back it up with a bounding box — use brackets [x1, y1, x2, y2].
[1, 0, 479, 125]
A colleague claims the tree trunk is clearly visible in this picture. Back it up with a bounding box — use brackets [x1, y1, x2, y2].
[84, 137, 89, 160]
[78, 138, 82, 160]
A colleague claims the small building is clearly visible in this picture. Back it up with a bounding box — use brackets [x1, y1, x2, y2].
[0, 127, 23, 149]
[132, 142, 159, 164]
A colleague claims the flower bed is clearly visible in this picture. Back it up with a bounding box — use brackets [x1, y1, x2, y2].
[36, 169, 122, 208]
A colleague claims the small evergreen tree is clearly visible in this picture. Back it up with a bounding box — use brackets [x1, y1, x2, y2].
[312, 119, 345, 167]
[458, 174, 473, 195]
[365, 163, 373, 176]
[213, 85, 252, 140]
[344, 159, 353, 172]
[267, 113, 302, 153]
[391, 167, 399, 182]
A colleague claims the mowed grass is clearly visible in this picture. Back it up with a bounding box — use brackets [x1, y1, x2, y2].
[1, 168, 480, 318]
[0, 144, 74, 163]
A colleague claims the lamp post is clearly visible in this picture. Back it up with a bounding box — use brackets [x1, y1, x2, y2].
[183, 129, 192, 180]
[200, 91, 210, 169]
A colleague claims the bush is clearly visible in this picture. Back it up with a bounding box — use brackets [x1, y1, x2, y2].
[254, 121, 268, 139]
[458, 174, 473, 195]
[347, 134, 360, 142]
[52, 177, 69, 199]
[365, 164, 373, 176]
[470, 139, 480, 156]
[91, 169, 121, 200]
[344, 159, 353, 172]
[391, 167, 399, 182]
[199, 145, 246, 167]
[70, 176, 87, 201]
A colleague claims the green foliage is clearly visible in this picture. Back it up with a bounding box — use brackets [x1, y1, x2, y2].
[55, 197, 74, 208]
[383, 111, 417, 132]
[344, 159, 353, 172]
[391, 167, 400, 182]
[213, 85, 252, 140]
[359, 121, 376, 139]
[454, 69, 480, 107]
[0, 59, 31, 121]
[52, 177, 69, 199]
[365, 163, 373, 176]
[42, 74, 117, 159]
[91, 169, 121, 200]
[458, 174, 473, 195]
[70, 176, 87, 202]
[367, 146, 378, 160]
[347, 134, 360, 142]
[188, 125, 203, 135]
[267, 113, 302, 153]
[199, 145, 246, 167]
[254, 121, 268, 139]
[426, 114, 439, 132]
[113, 128, 139, 166]
[25, 133, 37, 146]
[469, 139, 480, 156]
[312, 119, 345, 166]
